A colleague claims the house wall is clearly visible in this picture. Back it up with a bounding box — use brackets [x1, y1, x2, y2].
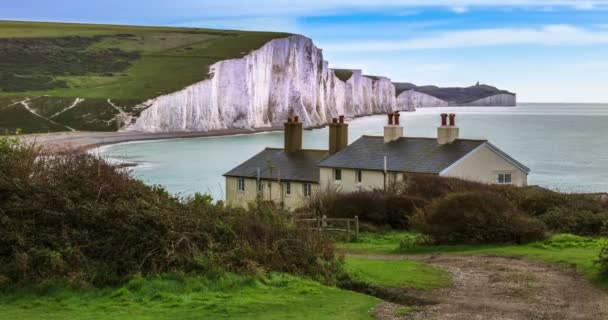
[319, 167, 404, 192]
[225, 177, 318, 210]
[442, 144, 528, 186]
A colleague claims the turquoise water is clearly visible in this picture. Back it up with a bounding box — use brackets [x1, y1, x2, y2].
[97, 103, 608, 199]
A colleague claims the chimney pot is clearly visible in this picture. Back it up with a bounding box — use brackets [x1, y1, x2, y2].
[332, 117, 338, 123]
[449, 114, 455, 126]
[388, 113, 394, 125]
[287, 117, 293, 123]
[294, 116, 299, 123]
[441, 113, 448, 126]
[339, 115, 344, 123]
[394, 111, 400, 125]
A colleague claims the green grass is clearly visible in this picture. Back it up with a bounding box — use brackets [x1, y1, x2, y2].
[0, 273, 379, 320]
[0, 20, 290, 133]
[342, 232, 608, 289]
[345, 257, 449, 289]
[342, 232, 429, 255]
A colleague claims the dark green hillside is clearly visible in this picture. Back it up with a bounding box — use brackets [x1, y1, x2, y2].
[394, 82, 515, 104]
[333, 69, 353, 82]
[0, 20, 290, 133]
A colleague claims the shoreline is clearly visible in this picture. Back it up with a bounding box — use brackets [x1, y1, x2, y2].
[19, 127, 284, 152]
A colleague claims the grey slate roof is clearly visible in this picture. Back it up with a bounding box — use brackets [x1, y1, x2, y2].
[318, 136, 487, 174]
[224, 148, 329, 183]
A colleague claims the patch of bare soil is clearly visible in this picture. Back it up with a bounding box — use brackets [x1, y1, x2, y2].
[355, 254, 608, 320]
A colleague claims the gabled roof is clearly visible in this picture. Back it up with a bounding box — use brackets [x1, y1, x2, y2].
[223, 148, 328, 183]
[318, 136, 488, 174]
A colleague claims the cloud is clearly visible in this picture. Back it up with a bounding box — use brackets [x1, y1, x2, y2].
[321, 25, 608, 52]
[451, 6, 468, 13]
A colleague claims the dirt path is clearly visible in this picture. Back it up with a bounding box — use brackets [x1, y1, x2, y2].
[351, 254, 608, 320]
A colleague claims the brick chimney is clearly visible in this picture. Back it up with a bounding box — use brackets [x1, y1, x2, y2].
[284, 116, 303, 152]
[384, 111, 403, 143]
[437, 113, 460, 145]
[329, 115, 349, 154]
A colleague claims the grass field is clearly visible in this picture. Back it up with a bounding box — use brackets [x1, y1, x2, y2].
[346, 257, 449, 289]
[0, 20, 290, 133]
[0, 273, 378, 320]
[342, 232, 608, 289]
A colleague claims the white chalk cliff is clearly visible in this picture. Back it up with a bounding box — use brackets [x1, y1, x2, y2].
[396, 90, 448, 110]
[463, 93, 516, 106]
[126, 35, 398, 132]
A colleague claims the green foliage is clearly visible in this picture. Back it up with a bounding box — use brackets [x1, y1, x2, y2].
[0, 139, 339, 286]
[308, 189, 428, 230]
[322, 175, 608, 245]
[412, 191, 547, 244]
[0, 273, 378, 320]
[598, 244, 608, 276]
[345, 257, 448, 290]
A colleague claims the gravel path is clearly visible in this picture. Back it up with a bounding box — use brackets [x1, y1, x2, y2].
[351, 254, 608, 320]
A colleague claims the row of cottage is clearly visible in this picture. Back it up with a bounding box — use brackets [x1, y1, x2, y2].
[224, 112, 530, 210]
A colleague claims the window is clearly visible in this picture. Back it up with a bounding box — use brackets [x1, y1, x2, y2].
[357, 170, 363, 183]
[497, 173, 512, 184]
[285, 182, 291, 195]
[237, 177, 245, 192]
[303, 183, 312, 197]
[334, 169, 342, 181]
[258, 180, 264, 192]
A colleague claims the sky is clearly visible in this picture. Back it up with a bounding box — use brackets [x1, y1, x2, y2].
[3, 0, 608, 102]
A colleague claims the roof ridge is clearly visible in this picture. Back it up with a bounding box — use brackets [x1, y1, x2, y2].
[361, 135, 487, 142]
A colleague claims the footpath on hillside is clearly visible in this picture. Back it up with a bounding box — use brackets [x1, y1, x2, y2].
[351, 254, 608, 320]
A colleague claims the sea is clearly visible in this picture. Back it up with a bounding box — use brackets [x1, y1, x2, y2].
[95, 103, 608, 200]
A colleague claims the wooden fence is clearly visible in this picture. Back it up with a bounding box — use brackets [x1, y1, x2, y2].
[296, 215, 359, 241]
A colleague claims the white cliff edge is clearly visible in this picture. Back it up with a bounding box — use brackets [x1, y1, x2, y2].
[125, 35, 399, 133]
[396, 90, 516, 110]
[460, 93, 516, 106]
[397, 90, 448, 110]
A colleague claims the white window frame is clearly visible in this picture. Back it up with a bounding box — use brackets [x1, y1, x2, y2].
[334, 168, 342, 181]
[303, 183, 312, 197]
[285, 182, 291, 195]
[237, 177, 245, 192]
[497, 173, 513, 184]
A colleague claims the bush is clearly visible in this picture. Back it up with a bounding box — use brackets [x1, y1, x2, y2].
[598, 244, 608, 276]
[412, 191, 546, 244]
[0, 139, 340, 286]
[307, 188, 428, 229]
[540, 207, 608, 236]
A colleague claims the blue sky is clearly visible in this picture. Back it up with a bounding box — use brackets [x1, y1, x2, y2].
[3, 1, 608, 102]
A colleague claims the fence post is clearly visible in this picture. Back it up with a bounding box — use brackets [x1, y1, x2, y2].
[346, 219, 351, 241]
[322, 215, 327, 230]
[354, 215, 359, 240]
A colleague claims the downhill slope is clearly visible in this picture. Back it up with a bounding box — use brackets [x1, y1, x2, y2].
[394, 82, 515, 105]
[0, 21, 289, 133]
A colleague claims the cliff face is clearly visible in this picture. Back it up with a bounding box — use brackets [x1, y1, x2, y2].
[460, 93, 516, 106]
[397, 90, 447, 110]
[127, 35, 397, 132]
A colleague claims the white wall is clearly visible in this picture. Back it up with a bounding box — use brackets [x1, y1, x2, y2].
[225, 176, 318, 210]
[441, 144, 528, 186]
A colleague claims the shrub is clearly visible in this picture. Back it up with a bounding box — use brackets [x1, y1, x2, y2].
[0, 139, 339, 285]
[307, 188, 428, 229]
[412, 191, 546, 244]
[540, 207, 608, 236]
[598, 244, 608, 276]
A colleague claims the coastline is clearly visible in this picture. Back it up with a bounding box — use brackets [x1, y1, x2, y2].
[18, 127, 283, 153]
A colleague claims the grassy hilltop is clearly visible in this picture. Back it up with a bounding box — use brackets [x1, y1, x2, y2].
[0, 21, 289, 133]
